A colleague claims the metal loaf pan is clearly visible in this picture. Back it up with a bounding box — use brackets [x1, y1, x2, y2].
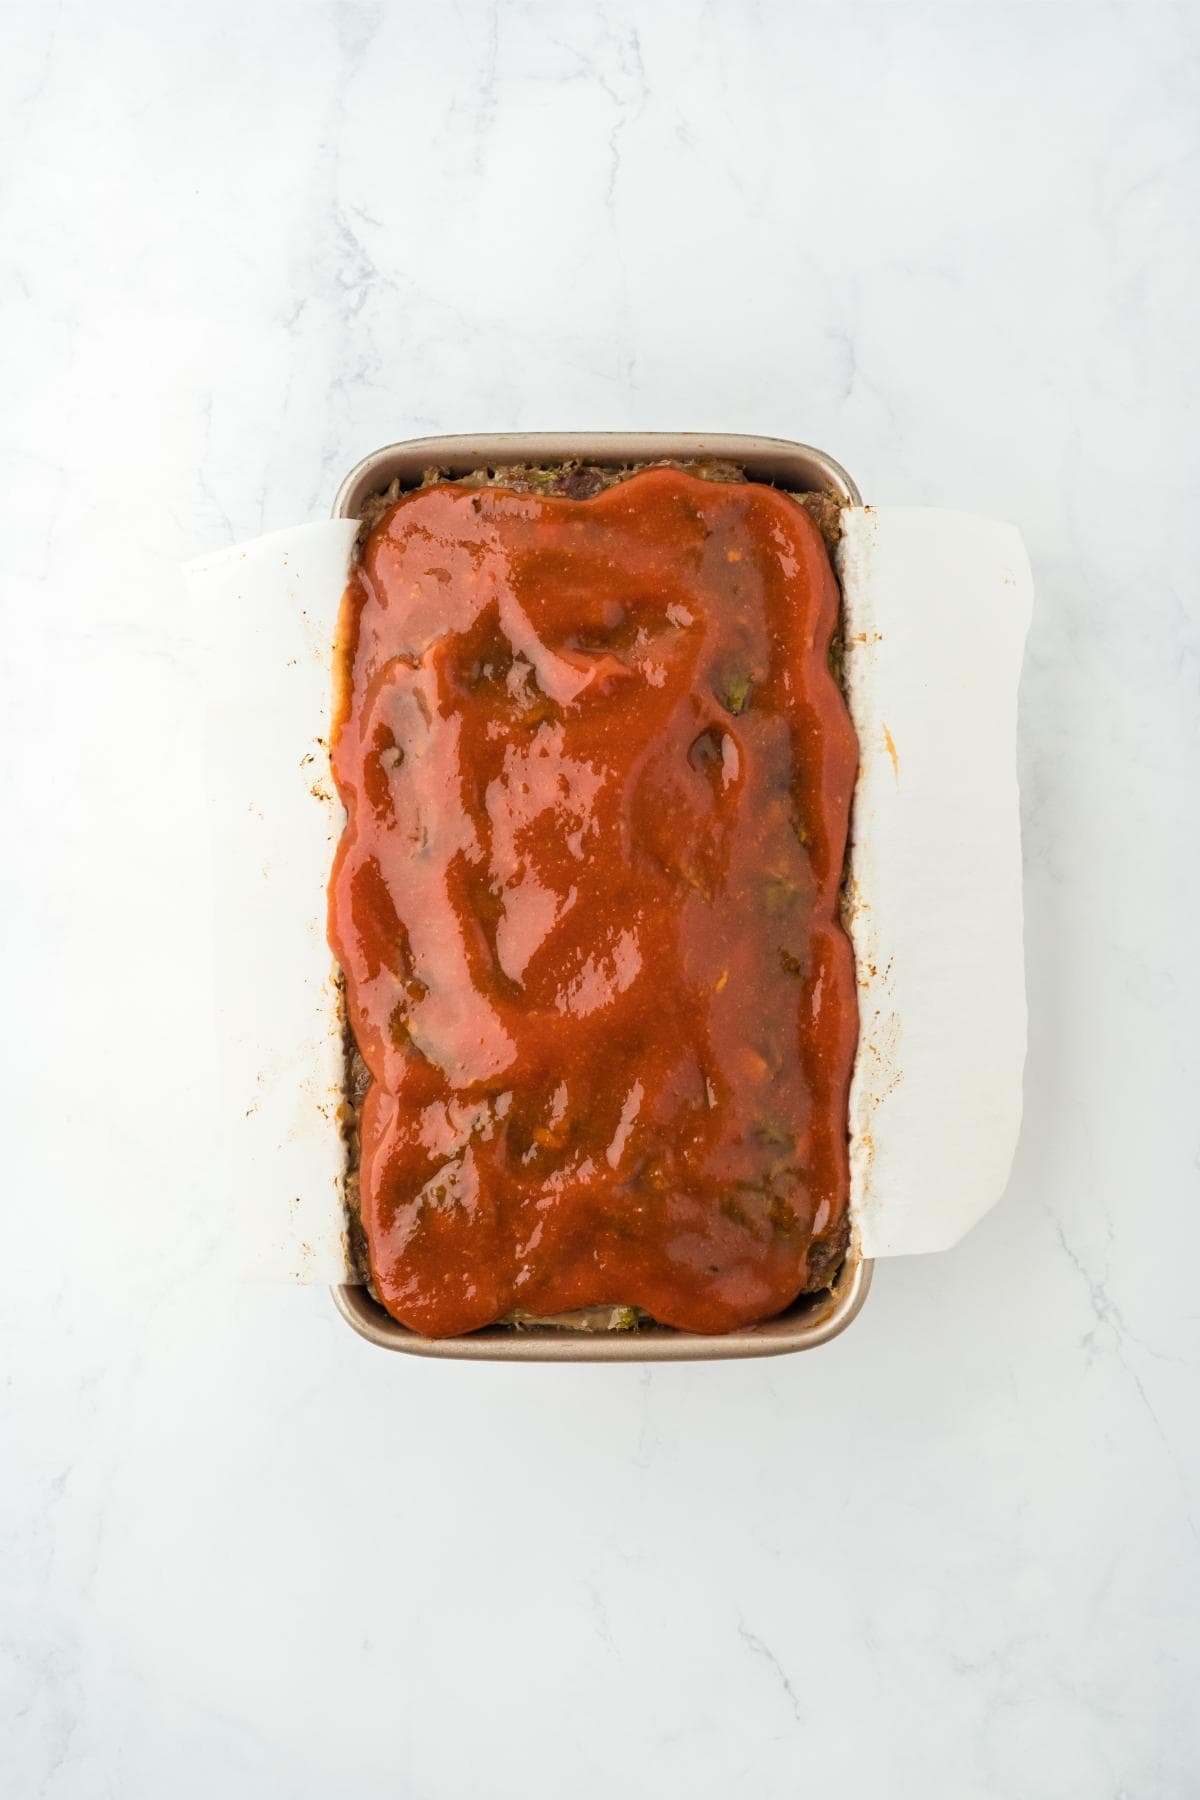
[331, 433, 872, 1362]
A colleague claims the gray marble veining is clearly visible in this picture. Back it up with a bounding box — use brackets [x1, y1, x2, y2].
[1, 1, 1197, 1795]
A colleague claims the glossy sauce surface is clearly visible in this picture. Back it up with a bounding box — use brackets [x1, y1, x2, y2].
[329, 469, 858, 1336]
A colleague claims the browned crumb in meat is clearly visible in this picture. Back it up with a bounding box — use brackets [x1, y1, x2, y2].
[351, 458, 847, 553]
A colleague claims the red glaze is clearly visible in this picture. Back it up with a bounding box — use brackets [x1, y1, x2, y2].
[329, 470, 858, 1336]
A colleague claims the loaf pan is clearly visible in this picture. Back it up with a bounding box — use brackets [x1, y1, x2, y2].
[331, 432, 871, 1362]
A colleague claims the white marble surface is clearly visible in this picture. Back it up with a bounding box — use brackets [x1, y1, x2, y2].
[2, 2, 1198, 1794]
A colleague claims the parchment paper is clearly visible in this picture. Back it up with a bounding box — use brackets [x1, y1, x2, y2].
[186, 504, 1032, 1279]
[187, 520, 359, 1281]
[839, 508, 1033, 1256]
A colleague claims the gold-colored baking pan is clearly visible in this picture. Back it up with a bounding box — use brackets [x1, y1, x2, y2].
[331, 433, 871, 1361]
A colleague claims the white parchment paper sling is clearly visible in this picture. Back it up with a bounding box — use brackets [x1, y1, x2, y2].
[839, 509, 1033, 1257]
[188, 520, 359, 1281]
[186, 506, 1033, 1280]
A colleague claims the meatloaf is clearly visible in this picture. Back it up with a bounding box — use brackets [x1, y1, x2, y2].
[328, 463, 858, 1336]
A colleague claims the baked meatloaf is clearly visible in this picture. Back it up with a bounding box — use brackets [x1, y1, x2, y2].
[328, 463, 857, 1336]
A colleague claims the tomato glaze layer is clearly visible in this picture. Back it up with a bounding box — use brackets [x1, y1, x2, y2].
[329, 469, 858, 1336]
